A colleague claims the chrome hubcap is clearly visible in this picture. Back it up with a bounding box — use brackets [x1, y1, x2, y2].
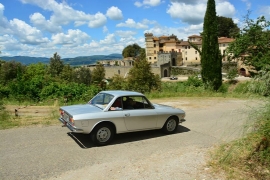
[97, 127, 111, 142]
[167, 119, 176, 131]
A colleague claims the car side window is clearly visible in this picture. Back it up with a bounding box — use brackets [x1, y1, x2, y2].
[123, 96, 152, 110]
[109, 97, 123, 111]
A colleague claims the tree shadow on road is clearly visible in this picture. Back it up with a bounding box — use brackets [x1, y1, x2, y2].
[67, 125, 190, 149]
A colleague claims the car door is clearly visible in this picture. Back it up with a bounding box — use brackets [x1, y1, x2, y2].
[123, 96, 158, 131]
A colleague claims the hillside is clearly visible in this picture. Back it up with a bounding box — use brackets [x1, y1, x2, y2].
[0, 54, 123, 66]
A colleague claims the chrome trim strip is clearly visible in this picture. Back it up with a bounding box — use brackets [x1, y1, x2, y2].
[59, 118, 84, 133]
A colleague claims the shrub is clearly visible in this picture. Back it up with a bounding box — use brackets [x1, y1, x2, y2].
[183, 75, 203, 87]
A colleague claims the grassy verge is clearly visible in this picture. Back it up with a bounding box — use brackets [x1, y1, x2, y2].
[0, 101, 59, 130]
[209, 100, 270, 179]
[0, 80, 264, 130]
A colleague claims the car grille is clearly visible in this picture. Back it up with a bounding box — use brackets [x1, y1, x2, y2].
[63, 113, 70, 122]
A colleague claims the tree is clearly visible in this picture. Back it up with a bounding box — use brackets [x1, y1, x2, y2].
[48, 52, 64, 77]
[22, 63, 48, 100]
[107, 74, 127, 90]
[73, 67, 91, 86]
[122, 44, 141, 58]
[91, 64, 105, 84]
[127, 58, 161, 93]
[201, 0, 222, 90]
[226, 14, 270, 74]
[200, 16, 240, 38]
[0, 61, 26, 85]
[60, 64, 74, 82]
[217, 16, 240, 38]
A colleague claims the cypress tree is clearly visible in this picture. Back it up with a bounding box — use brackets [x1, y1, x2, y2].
[201, 0, 222, 90]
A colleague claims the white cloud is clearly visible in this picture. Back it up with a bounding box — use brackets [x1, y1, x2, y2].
[10, 18, 49, 44]
[21, 0, 107, 28]
[167, 1, 235, 25]
[144, 22, 203, 41]
[88, 12, 107, 28]
[259, 6, 270, 21]
[241, 0, 251, 10]
[106, 6, 123, 20]
[116, 18, 148, 29]
[0, 3, 13, 34]
[170, 0, 206, 4]
[134, 0, 161, 7]
[216, 1, 235, 18]
[30, 13, 62, 33]
[52, 29, 90, 46]
[103, 26, 109, 33]
[167, 2, 206, 24]
[99, 34, 116, 44]
[115, 30, 137, 37]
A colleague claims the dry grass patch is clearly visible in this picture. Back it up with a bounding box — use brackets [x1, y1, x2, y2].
[1, 104, 59, 129]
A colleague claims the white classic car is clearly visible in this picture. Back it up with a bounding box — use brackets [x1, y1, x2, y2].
[59, 90, 186, 146]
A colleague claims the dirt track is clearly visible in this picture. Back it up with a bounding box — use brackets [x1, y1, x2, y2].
[0, 97, 263, 180]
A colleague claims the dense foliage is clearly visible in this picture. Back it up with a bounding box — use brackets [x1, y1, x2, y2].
[122, 43, 141, 58]
[107, 47, 161, 93]
[217, 16, 240, 38]
[201, 0, 222, 90]
[226, 14, 270, 74]
[0, 54, 96, 103]
[127, 59, 161, 93]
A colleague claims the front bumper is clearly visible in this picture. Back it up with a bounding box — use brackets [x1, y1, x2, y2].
[59, 118, 84, 133]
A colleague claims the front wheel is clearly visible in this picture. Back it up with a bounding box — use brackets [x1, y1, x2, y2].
[91, 123, 114, 146]
[162, 117, 179, 134]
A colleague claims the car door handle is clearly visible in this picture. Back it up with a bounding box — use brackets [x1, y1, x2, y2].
[125, 113, 130, 117]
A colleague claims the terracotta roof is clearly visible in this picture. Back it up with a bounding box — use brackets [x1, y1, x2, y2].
[218, 37, 235, 43]
[159, 35, 168, 38]
[188, 35, 202, 38]
[179, 41, 202, 46]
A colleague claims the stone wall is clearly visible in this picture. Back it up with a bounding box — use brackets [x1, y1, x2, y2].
[88, 66, 161, 78]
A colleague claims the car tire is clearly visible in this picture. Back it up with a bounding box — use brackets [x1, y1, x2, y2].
[91, 123, 115, 146]
[162, 117, 179, 134]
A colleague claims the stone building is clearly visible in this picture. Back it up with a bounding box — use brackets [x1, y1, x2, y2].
[144, 33, 253, 77]
[145, 33, 235, 65]
[98, 57, 134, 67]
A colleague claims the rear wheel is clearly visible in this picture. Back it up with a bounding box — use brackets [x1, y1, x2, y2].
[162, 117, 179, 134]
[91, 123, 114, 146]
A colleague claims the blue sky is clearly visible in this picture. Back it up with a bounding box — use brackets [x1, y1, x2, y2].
[0, 0, 269, 58]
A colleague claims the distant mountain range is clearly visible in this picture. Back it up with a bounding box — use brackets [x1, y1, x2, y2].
[0, 53, 123, 66]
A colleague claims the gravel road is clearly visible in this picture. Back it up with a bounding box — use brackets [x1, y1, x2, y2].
[0, 97, 263, 180]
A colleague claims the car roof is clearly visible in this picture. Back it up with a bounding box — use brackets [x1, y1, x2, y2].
[100, 90, 144, 97]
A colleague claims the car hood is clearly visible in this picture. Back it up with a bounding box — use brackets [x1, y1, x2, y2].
[60, 104, 102, 116]
[152, 103, 185, 116]
[153, 103, 176, 109]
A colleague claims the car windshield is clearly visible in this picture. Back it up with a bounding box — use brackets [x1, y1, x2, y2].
[88, 93, 114, 110]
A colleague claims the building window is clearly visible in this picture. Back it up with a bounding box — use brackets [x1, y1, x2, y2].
[149, 57, 151, 59]
[188, 46, 190, 49]
[186, 57, 187, 60]
[154, 44, 156, 47]
[195, 51, 197, 54]
[223, 44, 226, 47]
[154, 57, 156, 59]
[154, 50, 156, 54]
[185, 46, 187, 49]
[196, 57, 197, 60]
[185, 52, 187, 55]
